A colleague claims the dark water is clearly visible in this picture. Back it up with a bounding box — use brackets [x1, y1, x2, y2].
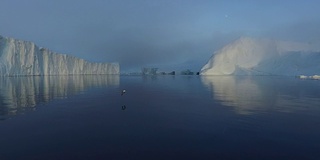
[0, 75, 320, 160]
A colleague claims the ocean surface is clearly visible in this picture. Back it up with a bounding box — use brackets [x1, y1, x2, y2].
[0, 75, 320, 160]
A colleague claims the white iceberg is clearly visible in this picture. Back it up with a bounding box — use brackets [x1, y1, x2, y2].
[299, 75, 320, 80]
[0, 35, 119, 76]
[200, 37, 320, 76]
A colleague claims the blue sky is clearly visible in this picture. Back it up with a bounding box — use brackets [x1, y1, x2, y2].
[1, 0, 320, 72]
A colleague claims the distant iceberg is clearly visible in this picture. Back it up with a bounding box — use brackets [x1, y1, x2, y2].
[298, 75, 320, 80]
[0, 35, 119, 76]
[200, 37, 320, 76]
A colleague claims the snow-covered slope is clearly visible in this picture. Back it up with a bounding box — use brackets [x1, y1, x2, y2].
[0, 35, 119, 76]
[200, 37, 320, 76]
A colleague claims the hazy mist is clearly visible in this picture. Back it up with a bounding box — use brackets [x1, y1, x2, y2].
[1, 0, 319, 72]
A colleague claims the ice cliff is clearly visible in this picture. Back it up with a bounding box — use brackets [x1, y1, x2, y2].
[0, 35, 119, 76]
[200, 37, 320, 76]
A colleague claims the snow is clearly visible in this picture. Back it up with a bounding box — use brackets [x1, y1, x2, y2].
[200, 37, 320, 76]
[0, 35, 119, 76]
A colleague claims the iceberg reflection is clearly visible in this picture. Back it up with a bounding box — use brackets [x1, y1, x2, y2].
[0, 75, 119, 119]
[201, 76, 320, 115]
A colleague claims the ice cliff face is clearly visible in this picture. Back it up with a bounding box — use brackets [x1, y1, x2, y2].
[200, 37, 320, 76]
[0, 35, 119, 76]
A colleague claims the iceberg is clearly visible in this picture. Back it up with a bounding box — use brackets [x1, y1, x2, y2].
[0, 35, 119, 76]
[200, 37, 320, 76]
[298, 75, 320, 80]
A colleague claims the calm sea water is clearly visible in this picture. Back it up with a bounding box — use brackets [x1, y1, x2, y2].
[0, 75, 320, 160]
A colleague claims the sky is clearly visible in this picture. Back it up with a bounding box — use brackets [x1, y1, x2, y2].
[1, 0, 320, 73]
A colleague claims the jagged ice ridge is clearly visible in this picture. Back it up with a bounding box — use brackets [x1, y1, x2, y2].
[0, 35, 119, 76]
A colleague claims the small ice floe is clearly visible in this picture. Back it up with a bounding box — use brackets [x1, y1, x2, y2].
[299, 75, 308, 79]
[121, 89, 126, 96]
[298, 75, 320, 80]
[311, 75, 320, 80]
